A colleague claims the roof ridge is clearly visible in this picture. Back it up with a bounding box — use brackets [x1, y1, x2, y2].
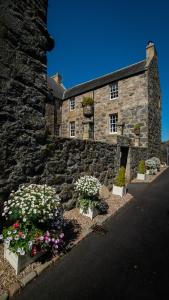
[66, 59, 146, 92]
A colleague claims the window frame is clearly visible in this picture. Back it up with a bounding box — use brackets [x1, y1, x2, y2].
[109, 114, 118, 134]
[69, 121, 76, 137]
[55, 124, 60, 137]
[110, 82, 118, 100]
[69, 98, 75, 111]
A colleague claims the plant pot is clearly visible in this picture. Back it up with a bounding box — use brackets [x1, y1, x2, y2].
[134, 128, 140, 136]
[80, 207, 99, 220]
[137, 173, 146, 181]
[4, 245, 42, 275]
[83, 105, 94, 118]
[112, 185, 126, 197]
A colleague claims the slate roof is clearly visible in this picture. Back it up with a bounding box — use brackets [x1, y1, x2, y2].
[47, 77, 66, 99]
[63, 60, 147, 100]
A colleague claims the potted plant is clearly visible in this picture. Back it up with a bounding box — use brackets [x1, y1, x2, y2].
[82, 97, 94, 118]
[75, 175, 101, 219]
[137, 160, 146, 180]
[112, 167, 126, 197]
[145, 159, 157, 175]
[1, 184, 64, 274]
[133, 124, 141, 135]
[151, 157, 160, 171]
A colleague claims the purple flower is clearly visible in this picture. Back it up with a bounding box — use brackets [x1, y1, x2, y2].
[59, 233, 64, 239]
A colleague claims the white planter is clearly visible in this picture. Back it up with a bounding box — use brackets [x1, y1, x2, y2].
[137, 173, 146, 180]
[80, 207, 99, 220]
[112, 185, 126, 197]
[4, 245, 42, 275]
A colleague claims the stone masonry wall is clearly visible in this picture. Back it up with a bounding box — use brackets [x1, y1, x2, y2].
[126, 147, 148, 180]
[40, 138, 119, 210]
[147, 56, 161, 157]
[0, 0, 54, 207]
[61, 72, 148, 147]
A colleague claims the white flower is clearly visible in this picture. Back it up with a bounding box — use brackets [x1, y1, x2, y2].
[4, 240, 10, 246]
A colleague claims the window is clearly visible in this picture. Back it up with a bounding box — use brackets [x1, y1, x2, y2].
[69, 98, 75, 111]
[70, 121, 75, 137]
[110, 82, 118, 99]
[109, 114, 118, 133]
[55, 125, 60, 136]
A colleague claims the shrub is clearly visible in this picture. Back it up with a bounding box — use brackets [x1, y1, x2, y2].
[151, 157, 160, 171]
[114, 167, 126, 187]
[82, 96, 94, 106]
[137, 160, 146, 174]
[2, 184, 63, 227]
[145, 159, 156, 170]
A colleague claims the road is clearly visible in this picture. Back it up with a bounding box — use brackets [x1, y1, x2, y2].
[14, 168, 169, 300]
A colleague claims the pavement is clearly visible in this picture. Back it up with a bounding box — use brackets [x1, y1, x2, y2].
[14, 168, 169, 300]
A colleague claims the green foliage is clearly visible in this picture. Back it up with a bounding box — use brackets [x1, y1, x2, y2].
[137, 160, 146, 174]
[134, 123, 141, 130]
[114, 167, 126, 187]
[76, 198, 99, 213]
[2, 223, 43, 255]
[82, 96, 94, 106]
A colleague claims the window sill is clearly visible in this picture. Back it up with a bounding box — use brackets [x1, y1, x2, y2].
[109, 97, 118, 101]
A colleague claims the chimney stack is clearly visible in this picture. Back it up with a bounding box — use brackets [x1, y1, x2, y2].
[146, 41, 157, 65]
[52, 73, 62, 84]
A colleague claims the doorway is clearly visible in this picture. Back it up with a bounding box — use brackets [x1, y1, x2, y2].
[120, 147, 129, 168]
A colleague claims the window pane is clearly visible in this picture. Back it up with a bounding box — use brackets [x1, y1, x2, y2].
[109, 114, 118, 133]
[70, 98, 75, 110]
[110, 82, 118, 99]
[70, 122, 75, 137]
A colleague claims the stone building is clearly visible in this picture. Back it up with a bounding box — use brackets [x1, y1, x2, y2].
[47, 42, 161, 163]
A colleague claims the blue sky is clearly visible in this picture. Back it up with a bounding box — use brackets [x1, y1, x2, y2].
[47, 0, 169, 142]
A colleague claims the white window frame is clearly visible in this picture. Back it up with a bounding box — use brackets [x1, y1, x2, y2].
[109, 114, 118, 134]
[110, 82, 118, 100]
[70, 121, 75, 137]
[69, 98, 75, 111]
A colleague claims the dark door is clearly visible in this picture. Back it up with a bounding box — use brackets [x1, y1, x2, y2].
[120, 147, 129, 168]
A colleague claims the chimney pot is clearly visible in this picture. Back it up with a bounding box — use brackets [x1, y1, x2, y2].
[52, 73, 62, 84]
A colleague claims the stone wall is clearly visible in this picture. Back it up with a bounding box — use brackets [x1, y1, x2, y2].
[61, 72, 148, 147]
[126, 147, 148, 180]
[147, 56, 161, 157]
[40, 138, 120, 210]
[0, 0, 54, 208]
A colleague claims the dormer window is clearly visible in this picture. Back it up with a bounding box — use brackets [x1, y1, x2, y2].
[70, 98, 75, 111]
[110, 82, 118, 99]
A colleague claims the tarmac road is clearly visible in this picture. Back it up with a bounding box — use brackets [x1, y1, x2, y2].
[14, 168, 169, 300]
